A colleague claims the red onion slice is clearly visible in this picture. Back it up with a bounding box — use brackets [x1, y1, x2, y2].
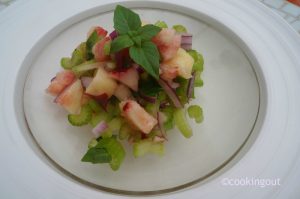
[50, 77, 56, 82]
[109, 30, 118, 40]
[140, 93, 156, 104]
[181, 33, 192, 50]
[181, 43, 192, 50]
[157, 111, 167, 140]
[81, 77, 93, 88]
[92, 121, 108, 138]
[158, 79, 183, 108]
[187, 72, 196, 100]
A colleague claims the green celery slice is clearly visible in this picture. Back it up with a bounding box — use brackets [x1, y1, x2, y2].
[60, 57, 72, 69]
[68, 104, 92, 126]
[133, 139, 164, 157]
[154, 20, 168, 28]
[172, 24, 187, 33]
[188, 105, 203, 123]
[174, 108, 192, 138]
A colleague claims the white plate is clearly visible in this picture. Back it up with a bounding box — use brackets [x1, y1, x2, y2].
[23, 5, 260, 194]
[1, 0, 300, 198]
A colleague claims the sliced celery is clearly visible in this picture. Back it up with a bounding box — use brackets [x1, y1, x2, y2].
[187, 105, 203, 123]
[154, 20, 168, 28]
[88, 99, 102, 113]
[88, 139, 98, 149]
[119, 123, 131, 140]
[60, 57, 72, 69]
[174, 108, 192, 138]
[71, 48, 85, 67]
[133, 139, 164, 157]
[161, 106, 175, 130]
[68, 104, 92, 126]
[172, 24, 187, 33]
[90, 112, 109, 127]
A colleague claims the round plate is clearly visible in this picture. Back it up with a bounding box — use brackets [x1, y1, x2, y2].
[1, 0, 300, 198]
[23, 6, 260, 194]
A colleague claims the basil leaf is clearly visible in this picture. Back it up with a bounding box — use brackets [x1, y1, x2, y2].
[97, 137, 126, 171]
[114, 5, 141, 34]
[129, 41, 160, 79]
[81, 147, 112, 163]
[139, 77, 162, 96]
[86, 31, 102, 60]
[110, 34, 134, 53]
[131, 35, 141, 47]
[138, 24, 161, 41]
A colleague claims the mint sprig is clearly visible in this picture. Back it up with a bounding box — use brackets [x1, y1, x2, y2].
[111, 5, 161, 79]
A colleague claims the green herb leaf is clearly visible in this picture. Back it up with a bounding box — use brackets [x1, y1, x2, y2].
[110, 34, 134, 53]
[81, 147, 112, 163]
[86, 31, 102, 59]
[139, 77, 162, 96]
[131, 35, 142, 47]
[129, 41, 160, 79]
[138, 24, 161, 41]
[97, 137, 126, 170]
[113, 5, 141, 34]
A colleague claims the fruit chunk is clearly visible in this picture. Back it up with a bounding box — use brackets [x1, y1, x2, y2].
[152, 28, 181, 61]
[46, 70, 75, 96]
[160, 48, 194, 80]
[109, 67, 139, 91]
[87, 26, 108, 38]
[119, 100, 157, 134]
[85, 67, 117, 98]
[114, 84, 132, 101]
[55, 79, 83, 114]
[92, 37, 111, 62]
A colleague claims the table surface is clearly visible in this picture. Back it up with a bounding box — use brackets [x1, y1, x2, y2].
[0, 0, 300, 34]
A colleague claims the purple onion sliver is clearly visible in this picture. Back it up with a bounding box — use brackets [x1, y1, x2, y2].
[158, 79, 183, 108]
[181, 33, 193, 43]
[140, 93, 156, 104]
[109, 30, 118, 40]
[50, 77, 56, 82]
[181, 43, 192, 50]
[81, 77, 93, 88]
[159, 101, 169, 109]
[133, 64, 144, 74]
[187, 72, 196, 100]
[157, 112, 167, 140]
[92, 121, 108, 138]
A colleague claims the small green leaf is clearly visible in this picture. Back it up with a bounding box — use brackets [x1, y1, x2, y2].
[173, 24, 187, 33]
[139, 76, 162, 96]
[81, 147, 112, 163]
[86, 31, 102, 60]
[129, 41, 160, 79]
[110, 34, 134, 53]
[154, 20, 168, 28]
[131, 35, 142, 47]
[114, 5, 141, 34]
[138, 24, 161, 41]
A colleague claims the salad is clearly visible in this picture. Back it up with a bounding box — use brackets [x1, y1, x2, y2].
[46, 5, 204, 171]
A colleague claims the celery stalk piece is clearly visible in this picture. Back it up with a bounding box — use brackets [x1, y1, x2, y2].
[174, 108, 192, 138]
[188, 105, 203, 123]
